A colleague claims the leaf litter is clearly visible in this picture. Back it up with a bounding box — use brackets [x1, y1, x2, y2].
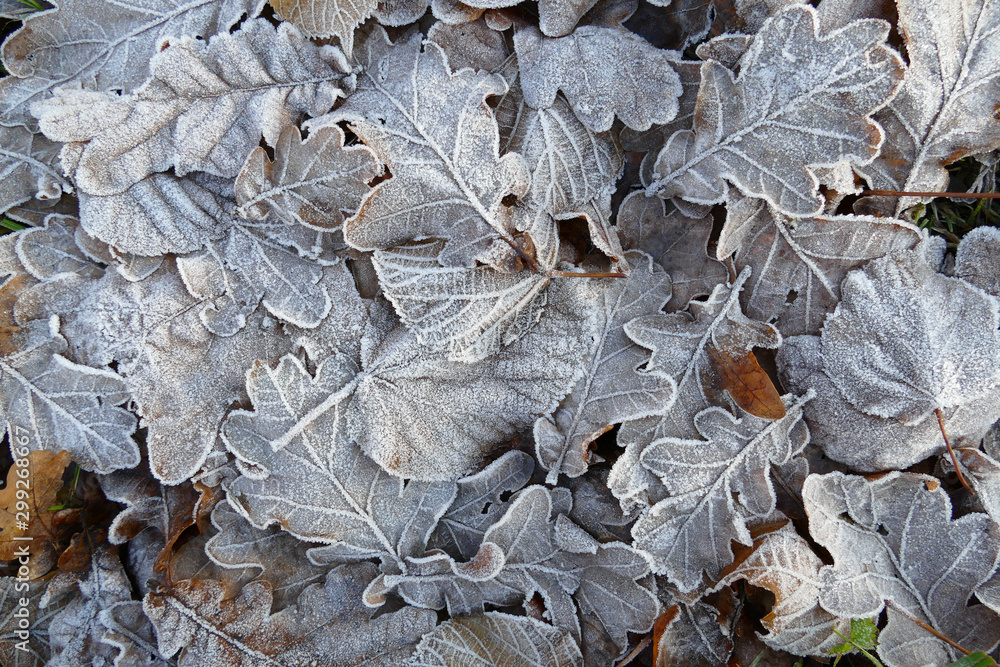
[1, 0, 1000, 665]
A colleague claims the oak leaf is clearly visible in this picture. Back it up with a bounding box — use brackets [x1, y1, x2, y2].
[271, 0, 376, 58]
[0, 450, 70, 564]
[649, 4, 903, 216]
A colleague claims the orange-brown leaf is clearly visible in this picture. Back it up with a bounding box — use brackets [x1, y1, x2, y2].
[0, 450, 71, 573]
[709, 348, 786, 420]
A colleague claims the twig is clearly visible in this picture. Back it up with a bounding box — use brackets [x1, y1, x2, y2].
[862, 190, 1000, 200]
[616, 635, 652, 667]
[550, 270, 627, 279]
[886, 599, 972, 655]
[936, 408, 975, 495]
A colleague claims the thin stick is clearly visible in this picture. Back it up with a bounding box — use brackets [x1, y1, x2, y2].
[936, 408, 975, 495]
[863, 190, 1000, 200]
[616, 635, 652, 667]
[886, 599, 972, 655]
[550, 270, 627, 279]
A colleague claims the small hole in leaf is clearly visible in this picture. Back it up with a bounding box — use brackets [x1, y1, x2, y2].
[876, 524, 889, 536]
[785, 289, 799, 304]
[500, 194, 518, 207]
[481, 501, 492, 515]
[498, 490, 513, 502]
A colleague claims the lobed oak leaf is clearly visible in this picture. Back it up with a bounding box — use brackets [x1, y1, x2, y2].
[98, 601, 171, 667]
[75, 172, 237, 257]
[611, 269, 781, 509]
[372, 239, 550, 363]
[15, 215, 103, 282]
[408, 612, 584, 666]
[804, 471, 1000, 667]
[855, 0, 1000, 217]
[718, 192, 923, 336]
[204, 502, 328, 611]
[33, 19, 350, 197]
[0, 319, 138, 475]
[315, 28, 529, 267]
[649, 4, 904, 217]
[535, 252, 676, 483]
[429, 450, 535, 560]
[714, 522, 849, 656]
[0, 0, 265, 127]
[514, 25, 682, 133]
[632, 393, 812, 592]
[235, 123, 383, 231]
[271, 0, 376, 58]
[0, 125, 69, 216]
[41, 540, 134, 667]
[222, 351, 457, 570]
[144, 563, 437, 666]
[821, 241, 1000, 424]
[616, 191, 727, 310]
[652, 600, 733, 667]
[392, 486, 658, 657]
[377, 0, 430, 24]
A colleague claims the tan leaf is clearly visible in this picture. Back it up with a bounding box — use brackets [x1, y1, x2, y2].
[270, 0, 376, 58]
[709, 348, 785, 420]
[0, 450, 71, 569]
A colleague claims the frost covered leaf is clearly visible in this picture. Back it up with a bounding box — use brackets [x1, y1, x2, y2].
[393, 486, 658, 655]
[0, 0, 49, 19]
[178, 221, 332, 334]
[616, 191, 726, 310]
[0, 0, 263, 126]
[653, 601, 732, 667]
[535, 252, 675, 483]
[778, 335, 1000, 471]
[0, 125, 68, 216]
[235, 123, 382, 230]
[714, 523, 848, 656]
[804, 472, 1000, 666]
[611, 270, 781, 509]
[349, 280, 593, 479]
[633, 393, 811, 592]
[0, 450, 70, 564]
[222, 352, 455, 567]
[430, 450, 535, 560]
[514, 25, 681, 132]
[956, 226, 1000, 299]
[718, 193, 923, 336]
[855, 0, 1000, 217]
[99, 601, 170, 667]
[1, 577, 68, 667]
[43, 541, 133, 667]
[100, 469, 201, 583]
[204, 502, 327, 609]
[319, 29, 529, 266]
[76, 172, 236, 257]
[408, 612, 584, 666]
[372, 240, 550, 363]
[271, 0, 376, 58]
[649, 4, 903, 216]
[144, 563, 437, 666]
[33, 19, 349, 196]
[945, 449, 1000, 528]
[0, 320, 138, 474]
[29, 265, 293, 484]
[15, 216, 103, 281]
[821, 243, 1000, 424]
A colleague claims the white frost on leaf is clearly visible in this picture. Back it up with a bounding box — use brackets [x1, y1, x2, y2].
[33, 19, 350, 196]
[0, 318, 138, 474]
[514, 25, 682, 133]
[649, 4, 903, 216]
[632, 393, 812, 592]
[821, 242, 1000, 424]
[535, 252, 675, 483]
[804, 471, 1000, 667]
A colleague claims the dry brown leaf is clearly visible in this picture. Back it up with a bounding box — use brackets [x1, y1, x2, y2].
[709, 348, 786, 420]
[0, 450, 71, 574]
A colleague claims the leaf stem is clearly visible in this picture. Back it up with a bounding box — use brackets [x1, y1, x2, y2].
[886, 599, 972, 655]
[863, 190, 1000, 200]
[935, 408, 974, 495]
[616, 635, 652, 667]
